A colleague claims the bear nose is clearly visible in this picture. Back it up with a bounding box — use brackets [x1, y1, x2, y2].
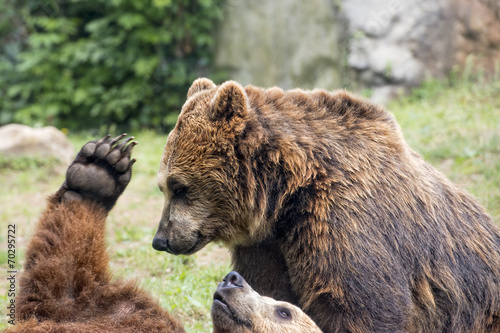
[219, 271, 245, 290]
[152, 235, 170, 252]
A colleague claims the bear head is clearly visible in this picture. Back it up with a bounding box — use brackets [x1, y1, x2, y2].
[212, 271, 322, 333]
[153, 78, 267, 255]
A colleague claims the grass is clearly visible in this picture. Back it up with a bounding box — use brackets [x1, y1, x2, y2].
[389, 74, 500, 221]
[0, 75, 499, 330]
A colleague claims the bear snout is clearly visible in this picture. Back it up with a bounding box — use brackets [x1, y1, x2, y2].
[213, 271, 247, 312]
[212, 271, 253, 330]
[152, 227, 204, 255]
[152, 234, 170, 252]
[218, 271, 245, 290]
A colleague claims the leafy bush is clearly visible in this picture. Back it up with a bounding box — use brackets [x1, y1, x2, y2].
[0, 0, 225, 131]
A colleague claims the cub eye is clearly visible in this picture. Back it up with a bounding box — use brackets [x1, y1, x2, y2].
[277, 307, 292, 320]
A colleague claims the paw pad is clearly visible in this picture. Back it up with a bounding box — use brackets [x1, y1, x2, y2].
[60, 134, 137, 212]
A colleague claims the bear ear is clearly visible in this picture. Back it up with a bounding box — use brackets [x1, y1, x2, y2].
[187, 77, 216, 98]
[209, 81, 248, 122]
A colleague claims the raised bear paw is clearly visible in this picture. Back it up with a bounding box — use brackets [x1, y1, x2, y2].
[57, 134, 137, 212]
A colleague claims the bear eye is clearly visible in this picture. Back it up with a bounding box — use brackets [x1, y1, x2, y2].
[168, 178, 189, 201]
[276, 307, 292, 320]
[172, 185, 188, 200]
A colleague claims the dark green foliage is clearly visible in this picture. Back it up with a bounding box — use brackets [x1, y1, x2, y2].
[0, 0, 225, 131]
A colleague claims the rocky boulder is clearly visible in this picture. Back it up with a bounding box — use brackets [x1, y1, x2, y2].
[214, 0, 500, 103]
[0, 124, 74, 165]
[214, 0, 346, 90]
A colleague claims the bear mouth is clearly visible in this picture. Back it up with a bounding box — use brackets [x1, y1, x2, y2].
[160, 231, 207, 255]
[212, 291, 252, 328]
[181, 231, 208, 255]
[213, 291, 233, 316]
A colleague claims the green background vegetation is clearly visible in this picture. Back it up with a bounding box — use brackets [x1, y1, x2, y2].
[0, 0, 225, 131]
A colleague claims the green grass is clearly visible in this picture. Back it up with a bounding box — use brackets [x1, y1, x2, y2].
[389, 76, 500, 221]
[0, 76, 499, 330]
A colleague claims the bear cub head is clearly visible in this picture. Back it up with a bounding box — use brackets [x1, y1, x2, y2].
[212, 271, 322, 333]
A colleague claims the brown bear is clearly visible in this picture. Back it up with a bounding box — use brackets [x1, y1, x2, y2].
[152, 78, 500, 332]
[10, 135, 320, 333]
[212, 271, 322, 333]
[10, 134, 185, 333]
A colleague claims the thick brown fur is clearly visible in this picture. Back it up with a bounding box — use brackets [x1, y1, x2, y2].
[154, 78, 500, 333]
[9, 136, 185, 333]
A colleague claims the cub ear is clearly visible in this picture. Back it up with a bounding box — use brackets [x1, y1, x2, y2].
[187, 77, 216, 98]
[209, 81, 248, 121]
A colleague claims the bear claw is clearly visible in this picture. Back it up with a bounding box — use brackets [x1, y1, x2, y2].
[58, 134, 137, 213]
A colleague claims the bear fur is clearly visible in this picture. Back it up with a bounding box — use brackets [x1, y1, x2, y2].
[10, 135, 185, 333]
[212, 271, 322, 333]
[153, 78, 500, 333]
[11, 135, 319, 333]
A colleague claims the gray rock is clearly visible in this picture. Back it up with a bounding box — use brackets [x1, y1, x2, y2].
[214, 0, 345, 90]
[370, 85, 403, 105]
[214, 0, 500, 98]
[0, 124, 74, 165]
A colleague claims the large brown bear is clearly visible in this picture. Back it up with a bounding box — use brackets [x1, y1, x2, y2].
[10, 135, 320, 333]
[152, 78, 500, 332]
